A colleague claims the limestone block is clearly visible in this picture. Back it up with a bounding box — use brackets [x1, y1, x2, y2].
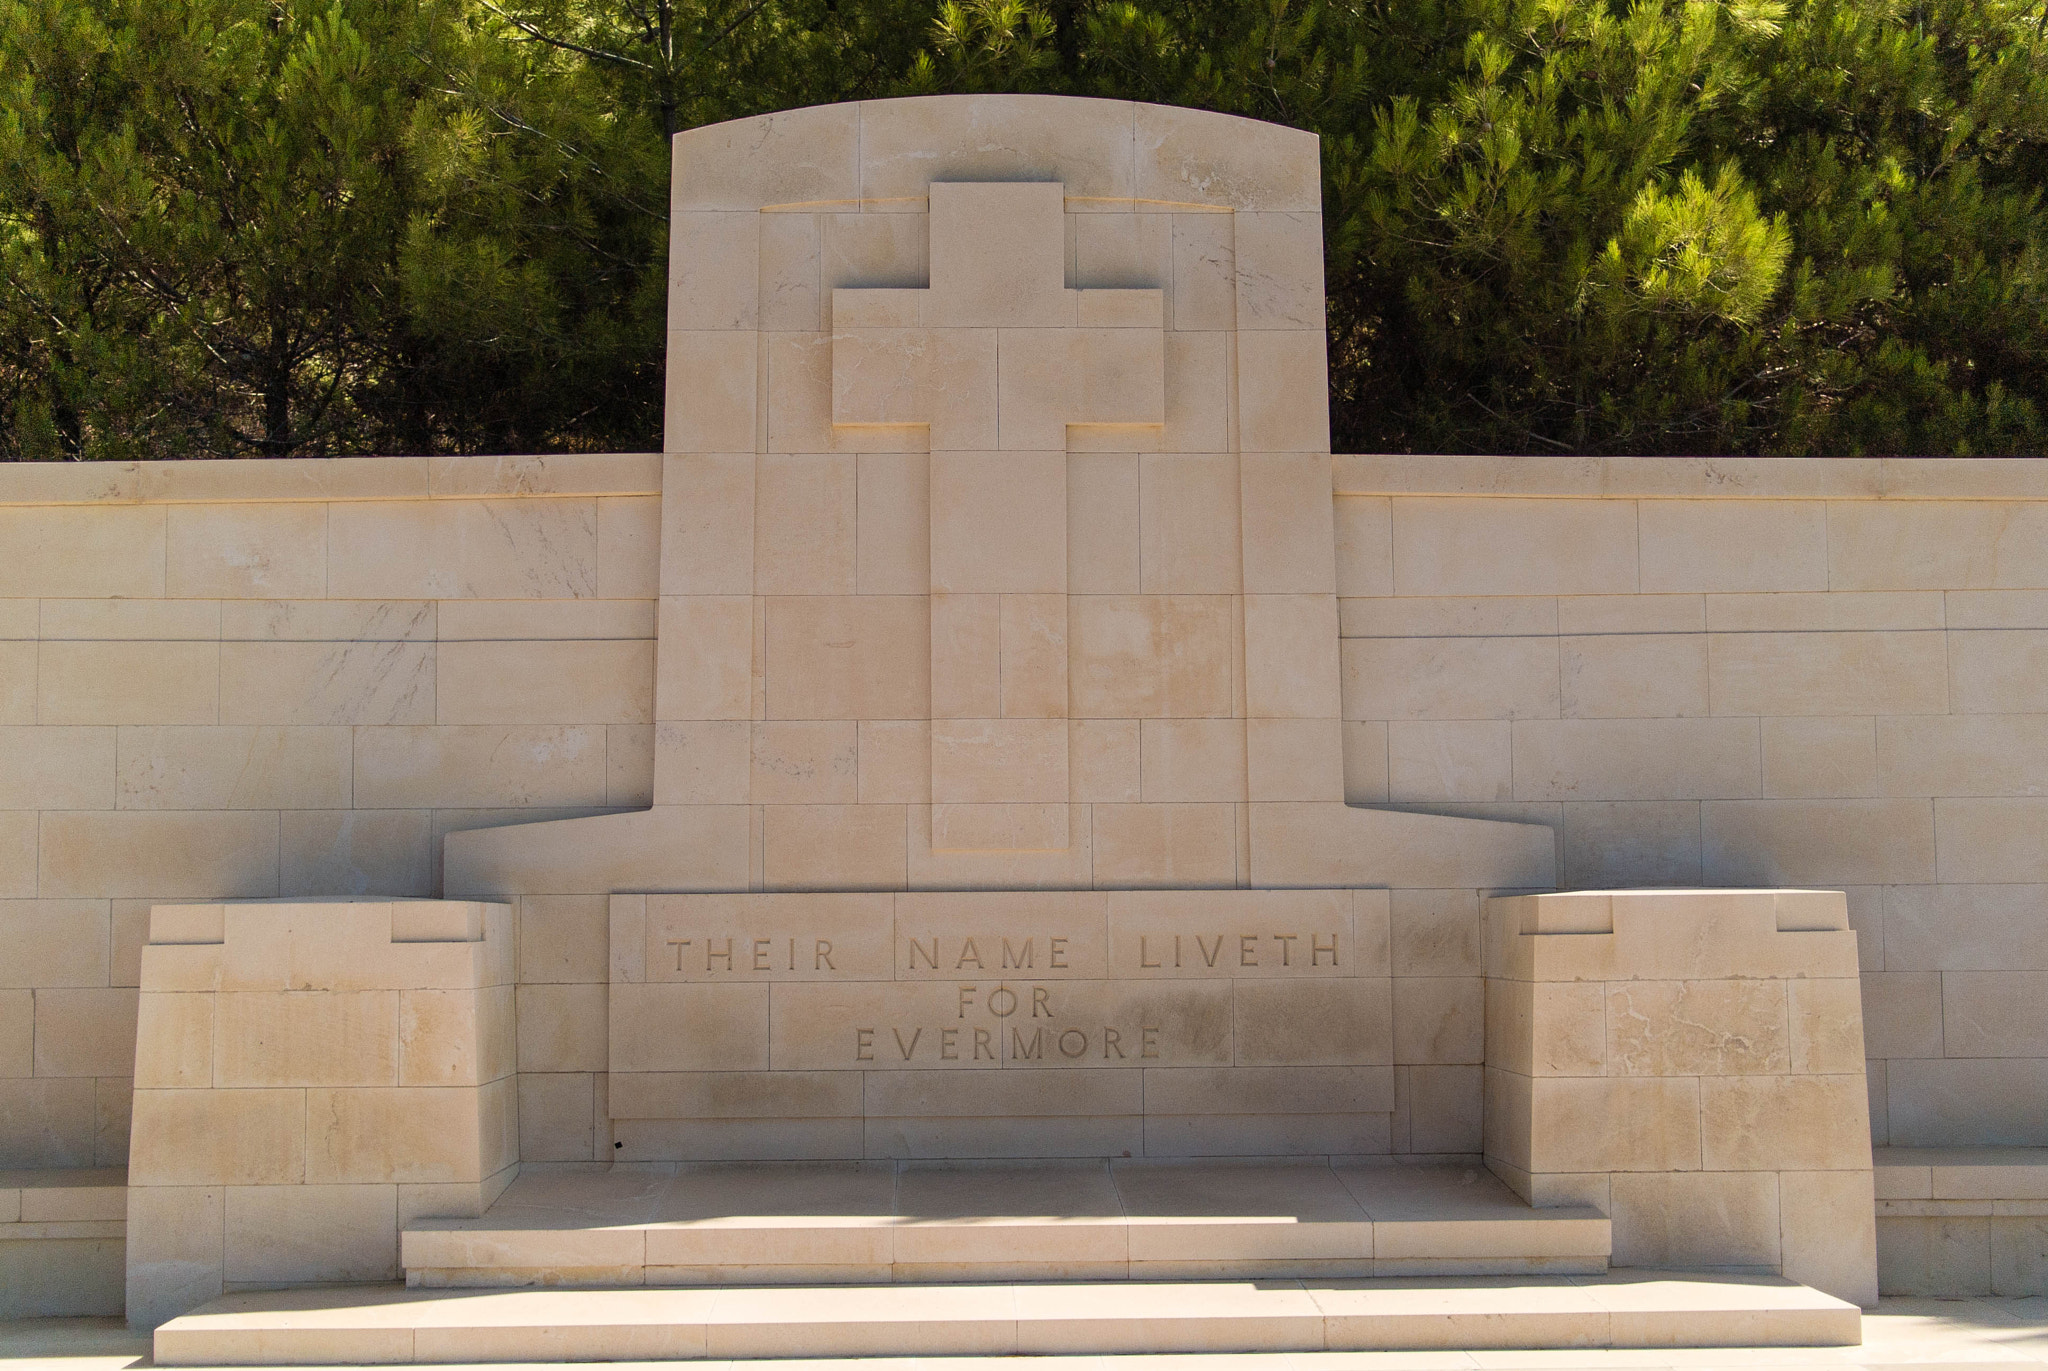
[165, 502, 327, 599]
[1610, 1171, 1781, 1268]
[1091, 802, 1237, 887]
[278, 809, 434, 898]
[608, 722, 655, 805]
[1139, 453, 1240, 593]
[1136, 102, 1321, 211]
[1701, 798, 1935, 886]
[832, 327, 997, 450]
[125, 1185, 222, 1330]
[1070, 595, 1234, 719]
[1140, 718, 1246, 802]
[1559, 634, 1708, 719]
[1071, 719, 1140, 803]
[114, 726, 350, 809]
[856, 452, 930, 594]
[518, 1072, 597, 1163]
[39, 812, 280, 899]
[672, 104, 856, 211]
[1235, 331, 1328, 452]
[0, 506, 166, 598]
[1707, 589, 1943, 633]
[31, 988, 138, 1078]
[925, 182, 1068, 327]
[857, 720, 931, 803]
[0, 641, 29, 725]
[1950, 629, 2048, 713]
[1889, 1059, 2048, 1146]
[1710, 630, 1949, 717]
[304, 1082, 512, 1184]
[442, 806, 752, 898]
[128, 1088, 304, 1186]
[1245, 718, 1344, 803]
[223, 1183, 399, 1284]
[1163, 331, 1231, 452]
[764, 596, 929, 721]
[666, 330, 758, 453]
[1241, 453, 1337, 594]
[1342, 637, 1562, 722]
[1001, 594, 1068, 719]
[657, 596, 755, 721]
[1392, 977, 1483, 1065]
[750, 720, 859, 804]
[1391, 498, 1637, 598]
[762, 804, 908, 890]
[1066, 454, 1142, 595]
[1342, 720, 1389, 804]
[932, 719, 1067, 803]
[1827, 500, 2048, 590]
[1388, 721, 1511, 803]
[1571, 801, 1699, 895]
[654, 720, 749, 806]
[437, 640, 653, 726]
[352, 725, 606, 809]
[219, 641, 436, 726]
[1880, 715, 2048, 799]
[822, 209, 925, 294]
[38, 642, 218, 726]
[861, 95, 1136, 200]
[1782, 1169, 1879, 1306]
[1334, 497, 1394, 598]
[1637, 500, 1828, 594]
[1761, 717, 1878, 799]
[931, 451, 1067, 594]
[755, 453, 856, 595]
[219, 597, 434, 644]
[668, 211, 759, 331]
[596, 494, 661, 598]
[0, 1078, 94, 1167]
[1247, 803, 1556, 891]
[660, 454, 755, 595]
[1788, 977, 1868, 1074]
[930, 594, 1001, 719]
[1515, 717, 1763, 802]
[1882, 883, 2048, 970]
[1700, 1075, 1871, 1171]
[1243, 594, 1341, 719]
[328, 499, 597, 600]
[1525, 1076, 1703, 1172]
[1233, 212, 1324, 330]
[0, 899, 113, 987]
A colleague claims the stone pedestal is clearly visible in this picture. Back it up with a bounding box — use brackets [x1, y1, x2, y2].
[125, 900, 517, 1329]
[1483, 889, 1877, 1306]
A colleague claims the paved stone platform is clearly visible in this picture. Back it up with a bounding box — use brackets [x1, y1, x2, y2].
[151, 1271, 1858, 1364]
[401, 1161, 1609, 1287]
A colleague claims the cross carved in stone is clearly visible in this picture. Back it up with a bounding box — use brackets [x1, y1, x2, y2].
[830, 182, 1167, 852]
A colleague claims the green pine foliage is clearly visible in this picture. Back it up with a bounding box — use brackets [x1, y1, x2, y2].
[2, 0, 2044, 458]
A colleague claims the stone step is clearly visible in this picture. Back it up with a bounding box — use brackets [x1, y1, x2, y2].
[401, 1161, 1610, 1287]
[152, 1272, 1862, 1365]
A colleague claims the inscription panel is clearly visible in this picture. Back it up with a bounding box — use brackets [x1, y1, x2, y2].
[606, 888, 1397, 1160]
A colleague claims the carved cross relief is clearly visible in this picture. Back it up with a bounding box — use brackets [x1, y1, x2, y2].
[831, 183, 1166, 852]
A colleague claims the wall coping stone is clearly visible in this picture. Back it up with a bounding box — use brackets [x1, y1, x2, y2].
[7, 452, 2048, 506]
[1334, 454, 2048, 500]
[0, 453, 662, 505]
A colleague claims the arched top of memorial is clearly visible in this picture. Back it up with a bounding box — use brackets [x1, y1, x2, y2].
[671, 94, 1321, 215]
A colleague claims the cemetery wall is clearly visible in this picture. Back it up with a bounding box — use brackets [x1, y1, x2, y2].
[1, 451, 2045, 1163]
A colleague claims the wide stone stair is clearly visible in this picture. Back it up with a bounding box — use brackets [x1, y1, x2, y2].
[152, 1160, 1863, 1363]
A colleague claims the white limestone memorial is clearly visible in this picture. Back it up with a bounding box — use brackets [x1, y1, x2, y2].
[3, 92, 1967, 1359]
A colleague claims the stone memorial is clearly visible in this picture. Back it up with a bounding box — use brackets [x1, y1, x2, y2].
[41, 89, 2048, 1358]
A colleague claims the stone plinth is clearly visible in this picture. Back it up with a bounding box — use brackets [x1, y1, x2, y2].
[125, 900, 517, 1328]
[1483, 889, 1876, 1306]
[609, 889, 1394, 1158]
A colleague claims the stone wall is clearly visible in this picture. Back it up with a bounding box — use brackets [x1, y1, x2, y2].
[6, 454, 2048, 1163]
[0, 455, 659, 1169]
[1335, 454, 2048, 1150]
